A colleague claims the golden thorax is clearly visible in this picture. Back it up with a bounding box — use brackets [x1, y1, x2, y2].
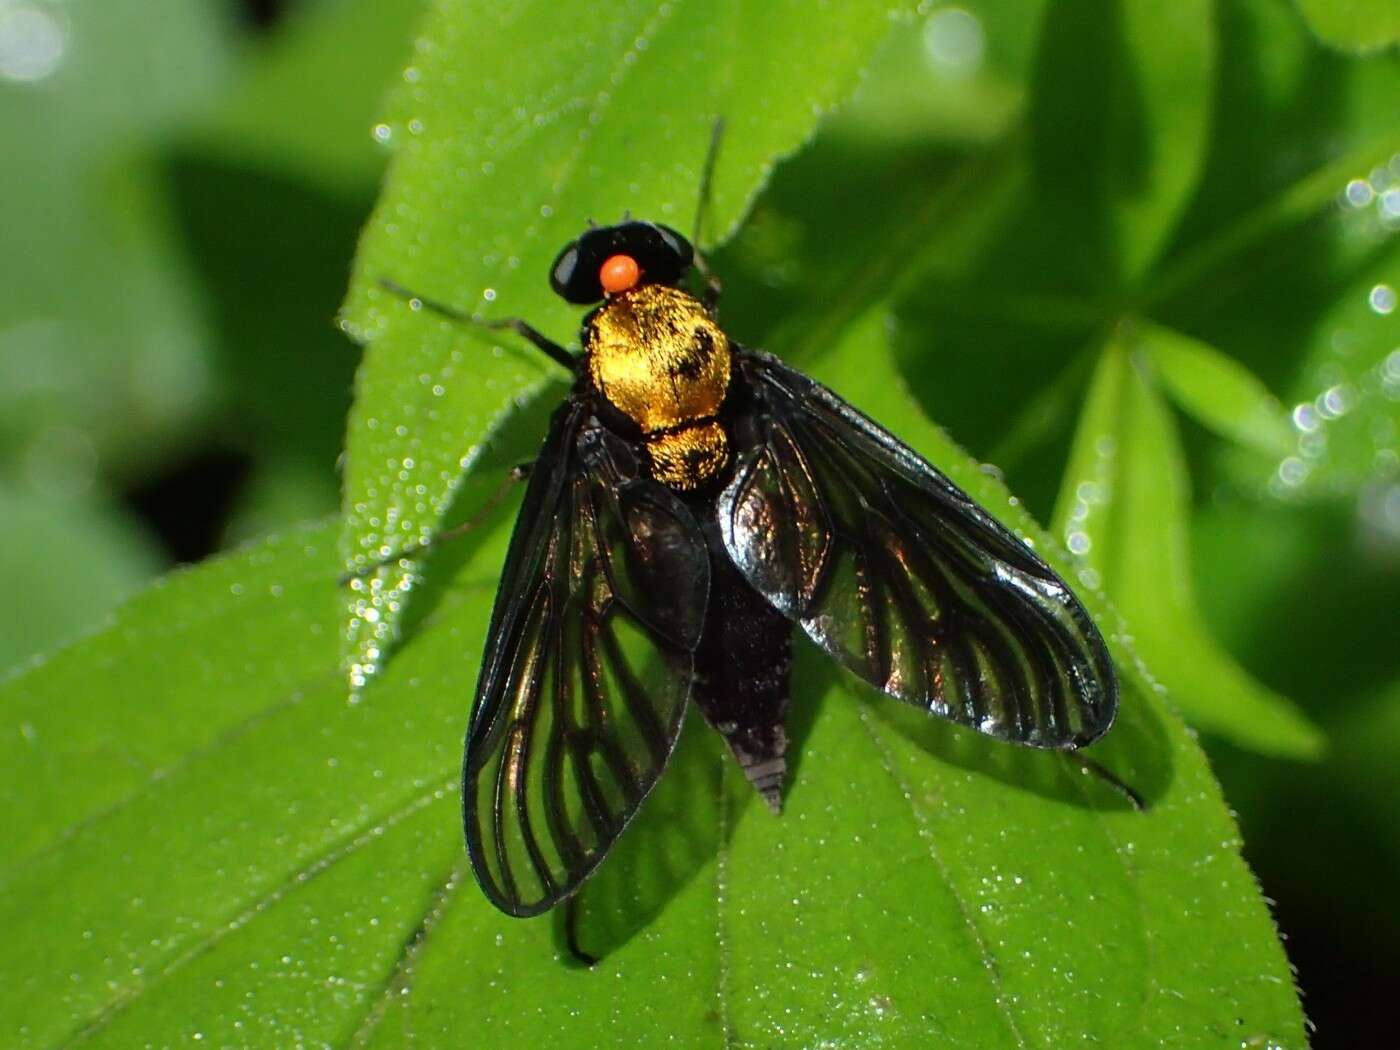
[585, 283, 732, 489]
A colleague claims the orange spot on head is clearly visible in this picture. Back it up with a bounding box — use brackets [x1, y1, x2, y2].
[599, 253, 641, 295]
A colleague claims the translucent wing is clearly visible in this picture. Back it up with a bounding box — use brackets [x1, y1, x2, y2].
[464, 405, 710, 916]
[718, 350, 1116, 749]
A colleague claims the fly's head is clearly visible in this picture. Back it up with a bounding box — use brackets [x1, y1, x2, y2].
[553, 221, 730, 437]
[549, 219, 694, 304]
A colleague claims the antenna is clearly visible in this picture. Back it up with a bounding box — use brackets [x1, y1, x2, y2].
[691, 116, 726, 248]
[690, 118, 726, 308]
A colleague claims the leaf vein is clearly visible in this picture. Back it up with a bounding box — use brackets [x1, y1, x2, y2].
[856, 705, 1030, 1049]
[1061, 757, 1158, 1035]
[3, 578, 496, 890]
[713, 757, 735, 1050]
[65, 779, 457, 1045]
[344, 859, 468, 1048]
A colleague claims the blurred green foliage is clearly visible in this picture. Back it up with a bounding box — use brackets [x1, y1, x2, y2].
[1, 0, 1398, 1046]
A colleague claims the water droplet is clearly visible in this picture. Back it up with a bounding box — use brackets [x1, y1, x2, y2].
[1344, 178, 1374, 207]
[0, 3, 67, 83]
[1381, 188, 1400, 221]
[1277, 456, 1307, 487]
[1370, 284, 1396, 315]
[923, 7, 984, 75]
[1317, 384, 1353, 419]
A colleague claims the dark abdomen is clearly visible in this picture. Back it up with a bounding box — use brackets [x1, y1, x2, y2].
[692, 518, 793, 812]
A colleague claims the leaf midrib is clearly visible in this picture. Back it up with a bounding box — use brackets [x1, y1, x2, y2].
[66, 779, 458, 1045]
[345, 861, 468, 1049]
[857, 704, 1030, 1049]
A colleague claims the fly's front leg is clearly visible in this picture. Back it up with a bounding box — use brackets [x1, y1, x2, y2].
[378, 278, 578, 374]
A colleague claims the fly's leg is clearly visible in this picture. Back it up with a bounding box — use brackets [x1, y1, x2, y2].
[338, 463, 532, 585]
[564, 896, 599, 967]
[378, 278, 578, 374]
[1071, 754, 1148, 812]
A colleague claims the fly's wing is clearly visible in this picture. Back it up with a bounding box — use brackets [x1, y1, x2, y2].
[464, 405, 710, 916]
[718, 349, 1116, 750]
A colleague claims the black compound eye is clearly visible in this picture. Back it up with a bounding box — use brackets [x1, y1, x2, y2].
[549, 244, 583, 300]
[548, 221, 694, 304]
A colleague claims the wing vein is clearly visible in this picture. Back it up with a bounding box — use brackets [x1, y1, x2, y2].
[464, 411, 707, 913]
[718, 349, 1116, 750]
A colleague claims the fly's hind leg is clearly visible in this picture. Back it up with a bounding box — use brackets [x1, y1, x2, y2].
[564, 896, 599, 967]
[1071, 754, 1148, 812]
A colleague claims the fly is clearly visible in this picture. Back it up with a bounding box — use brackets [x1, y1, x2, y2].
[371, 124, 1120, 923]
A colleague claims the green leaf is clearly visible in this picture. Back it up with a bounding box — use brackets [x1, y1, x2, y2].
[0, 0, 230, 473]
[336, 0, 924, 690]
[0, 519, 476, 1046]
[888, 0, 1400, 511]
[1052, 334, 1325, 758]
[190, 0, 424, 193]
[832, 0, 1045, 148]
[1146, 0, 1400, 324]
[1029, 0, 1217, 286]
[0, 321, 1305, 1046]
[1147, 130, 1400, 312]
[0, 485, 162, 674]
[1193, 498, 1400, 715]
[1141, 322, 1294, 458]
[1189, 488, 1400, 989]
[1295, 0, 1400, 52]
[1271, 234, 1400, 499]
